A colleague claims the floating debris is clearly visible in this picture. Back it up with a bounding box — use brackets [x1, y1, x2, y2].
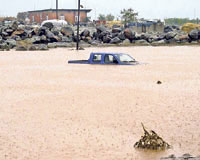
[134, 123, 171, 150]
[157, 81, 162, 84]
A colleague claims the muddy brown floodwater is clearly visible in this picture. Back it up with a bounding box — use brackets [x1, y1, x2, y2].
[0, 46, 200, 160]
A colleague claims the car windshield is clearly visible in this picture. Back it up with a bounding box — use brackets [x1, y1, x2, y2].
[115, 54, 136, 63]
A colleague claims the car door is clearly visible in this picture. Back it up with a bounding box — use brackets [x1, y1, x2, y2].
[104, 54, 119, 65]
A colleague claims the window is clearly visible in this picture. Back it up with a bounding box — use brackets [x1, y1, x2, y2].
[60, 15, 65, 20]
[75, 16, 80, 22]
[104, 55, 118, 64]
[32, 16, 34, 22]
[40, 14, 42, 20]
[115, 54, 135, 63]
[92, 54, 102, 62]
[46, 15, 48, 20]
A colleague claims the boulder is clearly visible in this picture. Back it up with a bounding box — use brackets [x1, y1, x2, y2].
[80, 29, 90, 37]
[54, 42, 73, 48]
[110, 37, 121, 44]
[151, 40, 166, 46]
[30, 36, 41, 44]
[188, 29, 200, 41]
[11, 29, 26, 37]
[5, 28, 14, 36]
[40, 35, 47, 43]
[61, 26, 74, 37]
[118, 32, 126, 41]
[122, 39, 131, 45]
[88, 40, 100, 46]
[62, 36, 73, 43]
[165, 32, 177, 40]
[0, 43, 10, 51]
[112, 28, 122, 33]
[135, 39, 149, 45]
[164, 26, 173, 33]
[47, 43, 57, 48]
[38, 44, 48, 50]
[16, 45, 28, 51]
[5, 39, 17, 48]
[124, 28, 135, 40]
[96, 26, 106, 33]
[28, 45, 37, 51]
[46, 31, 60, 42]
[103, 35, 112, 43]
[42, 22, 54, 30]
[38, 27, 48, 36]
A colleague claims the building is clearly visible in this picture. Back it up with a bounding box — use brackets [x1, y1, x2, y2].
[128, 20, 165, 33]
[17, 9, 92, 24]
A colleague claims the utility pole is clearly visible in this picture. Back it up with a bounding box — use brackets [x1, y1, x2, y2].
[76, 0, 81, 50]
[56, 0, 58, 19]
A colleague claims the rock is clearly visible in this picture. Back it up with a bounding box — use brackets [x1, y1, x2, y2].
[51, 27, 60, 36]
[11, 29, 26, 37]
[38, 27, 48, 36]
[111, 32, 119, 38]
[165, 32, 177, 40]
[96, 26, 106, 33]
[189, 29, 200, 41]
[118, 32, 126, 41]
[124, 28, 135, 40]
[16, 45, 28, 51]
[98, 30, 110, 40]
[5, 28, 14, 36]
[46, 30, 60, 42]
[38, 44, 48, 50]
[122, 39, 131, 45]
[112, 28, 122, 33]
[110, 37, 121, 44]
[47, 43, 57, 48]
[30, 36, 41, 44]
[164, 26, 173, 33]
[80, 29, 90, 37]
[103, 35, 111, 43]
[28, 45, 37, 51]
[61, 36, 73, 43]
[54, 42, 73, 48]
[40, 35, 47, 42]
[89, 40, 100, 46]
[151, 40, 166, 46]
[5, 39, 17, 48]
[0, 43, 10, 51]
[42, 22, 54, 30]
[2, 31, 9, 37]
[61, 26, 74, 37]
[11, 21, 18, 30]
[135, 39, 149, 45]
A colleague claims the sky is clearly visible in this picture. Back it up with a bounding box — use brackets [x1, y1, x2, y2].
[0, 0, 200, 20]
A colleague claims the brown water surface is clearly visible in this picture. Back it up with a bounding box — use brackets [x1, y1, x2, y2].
[0, 46, 200, 160]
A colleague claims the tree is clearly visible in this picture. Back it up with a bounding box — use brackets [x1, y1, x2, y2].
[98, 14, 106, 21]
[106, 14, 115, 21]
[120, 8, 138, 24]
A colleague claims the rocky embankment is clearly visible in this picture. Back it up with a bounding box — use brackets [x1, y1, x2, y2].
[0, 21, 200, 51]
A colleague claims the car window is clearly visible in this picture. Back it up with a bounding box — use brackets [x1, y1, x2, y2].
[104, 55, 118, 64]
[92, 54, 102, 62]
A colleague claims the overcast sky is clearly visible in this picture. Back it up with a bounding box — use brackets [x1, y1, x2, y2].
[0, 0, 199, 20]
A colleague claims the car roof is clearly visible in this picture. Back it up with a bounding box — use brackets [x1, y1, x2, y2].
[91, 52, 125, 55]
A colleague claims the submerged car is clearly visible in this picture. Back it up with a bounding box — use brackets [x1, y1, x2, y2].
[68, 52, 140, 65]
